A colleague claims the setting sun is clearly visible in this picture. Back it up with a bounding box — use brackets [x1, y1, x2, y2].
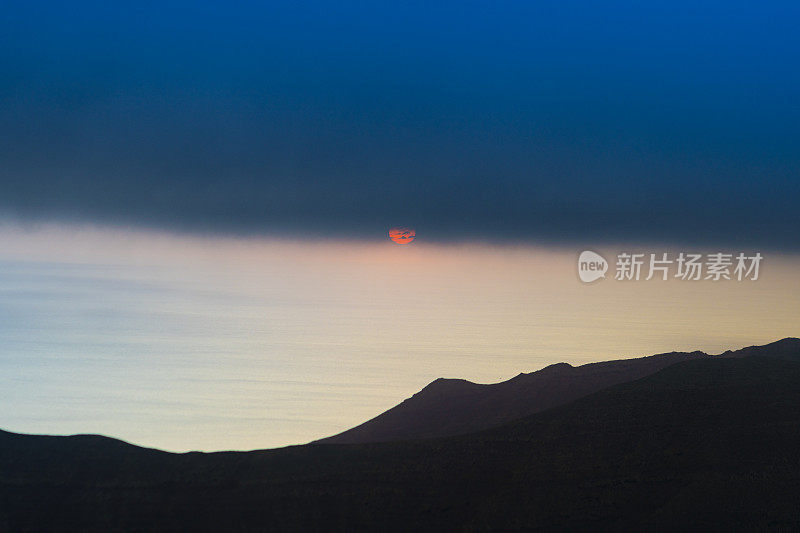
[388, 227, 415, 244]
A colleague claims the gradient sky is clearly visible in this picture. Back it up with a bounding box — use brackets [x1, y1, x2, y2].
[2, 1, 799, 246]
[1, 225, 798, 451]
[1, 3, 799, 451]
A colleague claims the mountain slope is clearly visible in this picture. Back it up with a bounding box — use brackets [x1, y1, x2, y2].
[721, 336, 800, 360]
[2, 345, 800, 530]
[320, 338, 800, 444]
[318, 351, 706, 444]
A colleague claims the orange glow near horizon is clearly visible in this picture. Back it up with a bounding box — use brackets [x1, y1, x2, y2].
[388, 227, 415, 244]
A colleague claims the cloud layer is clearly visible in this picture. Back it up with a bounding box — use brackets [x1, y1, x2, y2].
[2, 1, 798, 247]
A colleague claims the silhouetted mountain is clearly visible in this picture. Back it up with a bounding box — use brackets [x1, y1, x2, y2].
[319, 338, 800, 444]
[721, 336, 800, 360]
[317, 350, 705, 444]
[2, 340, 800, 530]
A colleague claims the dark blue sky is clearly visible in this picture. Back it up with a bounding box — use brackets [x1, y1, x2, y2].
[1, 1, 799, 247]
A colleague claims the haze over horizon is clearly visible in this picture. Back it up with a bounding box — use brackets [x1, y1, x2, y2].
[0, 223, 796, 451]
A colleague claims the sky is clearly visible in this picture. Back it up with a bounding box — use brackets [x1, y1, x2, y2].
[1, 2, 799, 451]
[2, 1, 799, 246]
[1, 225, 798, 451]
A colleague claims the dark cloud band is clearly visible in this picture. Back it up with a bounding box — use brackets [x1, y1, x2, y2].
[1, 1, 798, 248]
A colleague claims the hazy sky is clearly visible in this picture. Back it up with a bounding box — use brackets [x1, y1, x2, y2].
[1, 224, 798, 451]
[2, 1, 799, 246]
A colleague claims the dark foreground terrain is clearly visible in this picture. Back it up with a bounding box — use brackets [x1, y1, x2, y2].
[2, 340, 800, 531]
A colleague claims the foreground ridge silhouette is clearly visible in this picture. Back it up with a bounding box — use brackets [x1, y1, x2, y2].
[318, 337, 800, 444]
[1, 338, 799, 531]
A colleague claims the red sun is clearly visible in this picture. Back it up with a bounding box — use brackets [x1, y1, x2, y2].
[388, 227, 415, 244]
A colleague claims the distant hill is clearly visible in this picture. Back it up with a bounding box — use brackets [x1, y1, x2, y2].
[318, 338, 800, 444]
[1, 339, 800, 530]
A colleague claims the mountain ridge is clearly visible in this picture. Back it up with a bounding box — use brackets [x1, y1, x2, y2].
[318, 338, 800, 444]
[2, 344, 800, 530]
